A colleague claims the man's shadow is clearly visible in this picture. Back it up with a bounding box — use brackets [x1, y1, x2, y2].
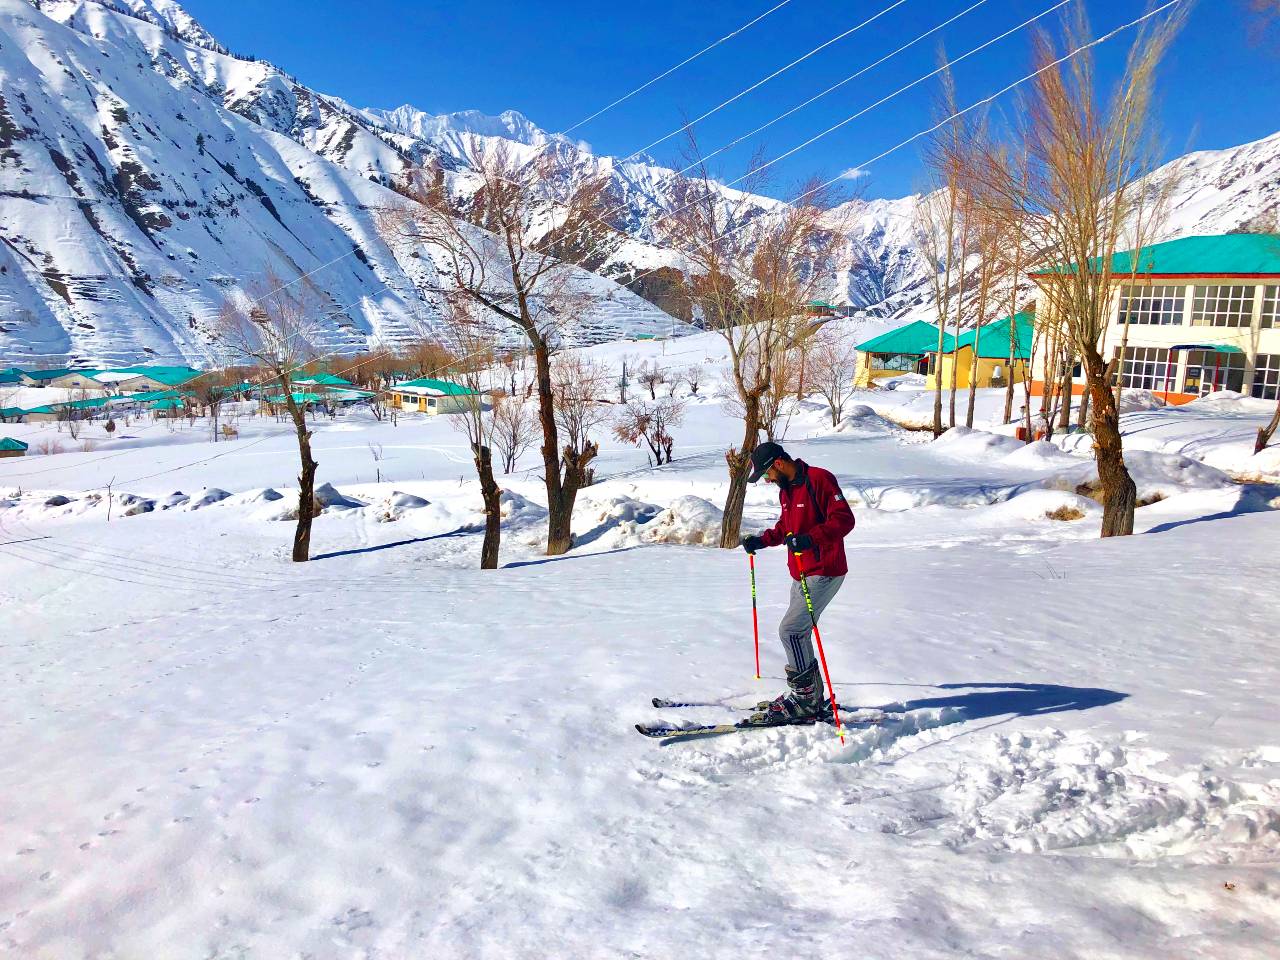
[878, 681, 1127, 720]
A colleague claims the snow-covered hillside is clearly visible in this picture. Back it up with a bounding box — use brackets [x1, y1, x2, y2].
[7, 0, 1280, 365]
[0, 0, 682, 367]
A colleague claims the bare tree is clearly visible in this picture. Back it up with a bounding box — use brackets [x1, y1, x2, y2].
[491, 390, 537, 473]
[806, 324, 861, 426]
[684, 364, 703, 396]
[217, 271, 323, 561]
[636, 360, 665, 400]
[443, 301, 503, 569]
[188, 370, 233, 442]
[378, 140, 608, 554]
[56, 389, 88, 440]
[664, 142, 846, 547]
[614, 395, 686, 465]
[915, 66, 971, 438]
[980, 7, 1187, 536]
[551, 353, 613, 486]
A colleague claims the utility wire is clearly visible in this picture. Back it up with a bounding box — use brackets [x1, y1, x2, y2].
[626, 0, 913, 161]
[562, 0, 796, 136]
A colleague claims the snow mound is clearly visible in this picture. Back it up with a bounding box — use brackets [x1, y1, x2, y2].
[1184, 391, 1275, 415]
[988, 489, 1098, 522]
[931, 426, 1025, 460]
[159, 492, 190, 510]
[999, 441, 1081, 470]
[570, 495, 662, 548]
[1117, 389, 1167, 413]
[500, 490, 548, 523]
[371, 490, 432, 523]
[1040, 449, 1236, 502]
[112, 492, 154, 517]
[829, 405, 903, 436]
[388, 491, 430, 509]
[184, 488, 232, 510]
[314, 482, 364, 509]
[643, 496, 724, 546]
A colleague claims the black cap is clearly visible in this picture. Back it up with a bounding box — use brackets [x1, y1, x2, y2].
[747, 441, 790, 483]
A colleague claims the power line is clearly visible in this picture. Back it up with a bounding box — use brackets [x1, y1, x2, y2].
[613, 0, 1177, 298]
[562, 0, 797, 136]
[625, 0, 913, 161]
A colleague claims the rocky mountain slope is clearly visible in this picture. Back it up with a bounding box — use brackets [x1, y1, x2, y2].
[5, 0, 1280, 365]
[0, 0, 682, 366]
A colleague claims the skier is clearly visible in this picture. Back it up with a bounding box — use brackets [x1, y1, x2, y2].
[739, 441, 855, 723]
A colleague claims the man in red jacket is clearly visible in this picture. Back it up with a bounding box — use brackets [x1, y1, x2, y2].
[740, 441, 856, 722]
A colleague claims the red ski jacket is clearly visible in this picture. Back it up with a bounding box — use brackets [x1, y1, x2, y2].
[758, 460, 856, 580]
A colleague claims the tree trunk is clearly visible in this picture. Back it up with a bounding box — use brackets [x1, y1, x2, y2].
[289, 404, 317, 562]
[1256, 395, 1280, 454]
[475, 443, 501, 570]
[965, 323, 983, 429]
[1084, 350, 1137, 538]
[719, 396, 761, 548]
[531, 339, 571, 555]
[1057, 349, 1075, 431]
[1002, 334, 1017, 424]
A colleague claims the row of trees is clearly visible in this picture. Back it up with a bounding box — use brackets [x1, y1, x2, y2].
[913, 6, 1189, 537]
[212, 6, 1201, 563]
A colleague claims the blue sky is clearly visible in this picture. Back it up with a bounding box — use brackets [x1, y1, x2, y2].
[181, 0, 1279, 200]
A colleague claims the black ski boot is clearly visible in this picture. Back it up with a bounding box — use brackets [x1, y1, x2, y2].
[746, 662, 828, 726]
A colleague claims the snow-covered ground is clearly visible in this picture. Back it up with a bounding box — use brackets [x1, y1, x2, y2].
[3, 333, 1279, 958]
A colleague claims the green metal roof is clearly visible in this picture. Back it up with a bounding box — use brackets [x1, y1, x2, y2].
[1170, 342, 1245, 354]
[20, 368, 77, 381]
[0, 437, 27, 451]
[0, 407, 24, 419]
[1032, 233, 1280, 277]
[0, 369, 22, 385]
[264, 391, 324, 404]
[856, 320, 955, 356]
[951, 312, 1035, 360]
[294, 373, 355, 386]
[149, 398, 185, 410]
[396, 378, 478, 396]
[103, 366, 203, 386]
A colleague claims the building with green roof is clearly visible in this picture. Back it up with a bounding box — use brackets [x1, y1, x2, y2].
[925, 313, 1034, 391]
[392, 378, 480, 416]
[1029, 233, 1280, 403]
[854, 320, 953, 387]
[0, 437, 28, 457]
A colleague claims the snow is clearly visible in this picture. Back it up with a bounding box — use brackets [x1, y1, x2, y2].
[2, 330, 1279, 957]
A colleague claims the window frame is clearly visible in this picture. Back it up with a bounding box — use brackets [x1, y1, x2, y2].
[1191, 284, 1255, 328]
[1116, 283, 1186, 326]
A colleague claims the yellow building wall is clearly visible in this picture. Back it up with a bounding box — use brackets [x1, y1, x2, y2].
[926, 349, 1029, 390]
[854, 352, 925, 388]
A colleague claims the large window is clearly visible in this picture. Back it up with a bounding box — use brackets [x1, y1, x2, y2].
[1117, 346, 1172, 391]
[1117, 284, 1185, 325]
[1192, 285, 1255, 327]
[1261, 286, 1279, 329]
[1253, 354, 1280, 401]
[1184, 350, 1246, 396]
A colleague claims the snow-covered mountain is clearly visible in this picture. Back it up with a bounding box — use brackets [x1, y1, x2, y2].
[0, 0, 684, 366]
[5, 0, 1280, 365]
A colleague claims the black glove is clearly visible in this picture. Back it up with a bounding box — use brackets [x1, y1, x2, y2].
[740, 535, 765, 554]
[784, 533, 815, 553]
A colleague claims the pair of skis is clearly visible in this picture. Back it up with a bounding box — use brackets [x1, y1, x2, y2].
[636, 696, 899, 742]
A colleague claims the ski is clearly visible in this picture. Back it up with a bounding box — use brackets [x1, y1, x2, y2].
[651, 695, 900, 719]
[635, 713, 891, 742]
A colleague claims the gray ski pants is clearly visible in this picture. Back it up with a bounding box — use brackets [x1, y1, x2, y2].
[778, 575, 844, 672]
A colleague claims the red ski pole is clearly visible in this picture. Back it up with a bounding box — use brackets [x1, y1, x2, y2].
[792, 542, 845, 744]
[749, 552, 761, 680]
